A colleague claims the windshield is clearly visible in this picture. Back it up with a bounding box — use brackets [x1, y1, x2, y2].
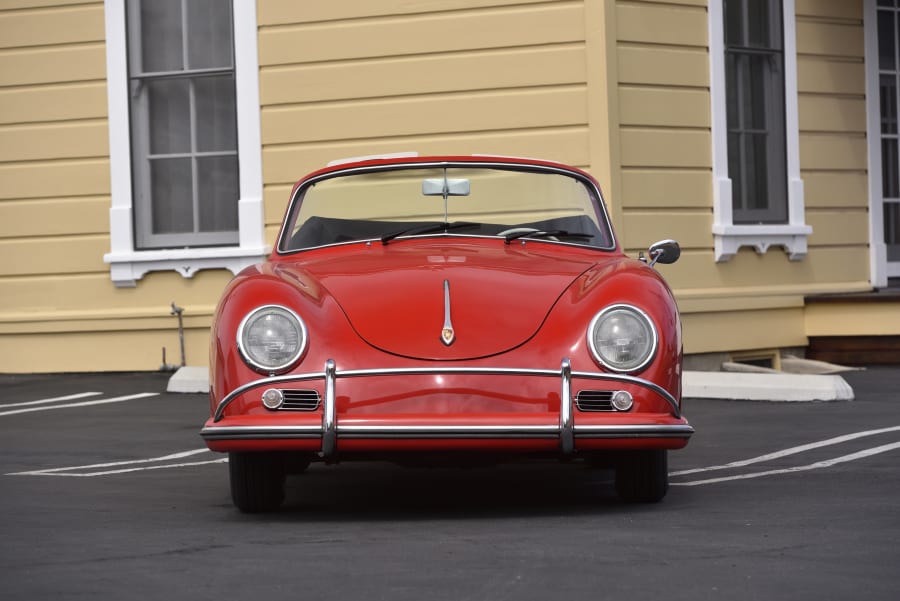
[279, 164, 614, 252]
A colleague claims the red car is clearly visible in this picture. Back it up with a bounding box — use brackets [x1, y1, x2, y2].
[201, 154, 692, 512]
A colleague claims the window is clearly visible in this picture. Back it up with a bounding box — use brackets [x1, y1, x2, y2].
[709, 0, 810, 261]
[127, 0, 239, 249]
[724, 0, 788, 224]
[104, 0, 266, 286]
[869, 0, 900, 282]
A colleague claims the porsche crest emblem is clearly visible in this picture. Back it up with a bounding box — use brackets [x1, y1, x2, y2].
[441, 280, 455, 346]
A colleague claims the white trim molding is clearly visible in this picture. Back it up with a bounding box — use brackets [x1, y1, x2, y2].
[864, 0, 891, 287]
[708, 0, 811, 263]
[102, 0, 267, 287]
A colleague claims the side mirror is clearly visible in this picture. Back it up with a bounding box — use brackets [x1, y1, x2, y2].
[648, 239, 680, 266]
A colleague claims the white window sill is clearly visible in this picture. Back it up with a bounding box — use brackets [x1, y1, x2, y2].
[104, 246, 269, 287]
[712, 224, 812, 262]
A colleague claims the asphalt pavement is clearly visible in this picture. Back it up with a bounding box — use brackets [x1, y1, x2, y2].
[0, 366, 898, 600]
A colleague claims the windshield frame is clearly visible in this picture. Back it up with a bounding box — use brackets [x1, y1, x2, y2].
[275, 159, 618, 255]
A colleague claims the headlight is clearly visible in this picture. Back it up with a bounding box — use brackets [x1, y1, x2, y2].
[587, 305, 657, 373]
[237, 305, 307, 373]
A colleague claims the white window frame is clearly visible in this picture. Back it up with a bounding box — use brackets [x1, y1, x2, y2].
[708, 0, 811, 262]
[103, 0, 267, 287]
[864, 0, 894, 287]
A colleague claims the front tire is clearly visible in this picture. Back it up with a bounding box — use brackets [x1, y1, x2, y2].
[229, 452, 286, 513]
[614, 450, 669, 503]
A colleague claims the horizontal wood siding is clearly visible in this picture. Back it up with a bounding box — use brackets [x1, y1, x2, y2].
[257, 0, 592, 222]
[0, 2, 112, 369]
[614, 0, 710, 265]
[613, 1, 719, 352]
[615, 0, 871, 354]
[795, 0, 870, 305]
[0, 2, 225, 371]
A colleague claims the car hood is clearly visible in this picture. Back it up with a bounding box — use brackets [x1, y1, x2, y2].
[277, 241, 598, 360]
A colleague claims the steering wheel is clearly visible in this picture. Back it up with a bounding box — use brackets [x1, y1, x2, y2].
[495, 227, 559, 241]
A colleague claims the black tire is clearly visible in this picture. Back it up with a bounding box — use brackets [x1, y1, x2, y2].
[614, 449, 669, 503]
[228, 452, 286, 513]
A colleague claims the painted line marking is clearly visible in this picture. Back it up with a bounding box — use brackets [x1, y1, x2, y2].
[0, 392, 103, 409]
[670, 425, 900, 477]
[0, 392, 159, 417]
[7, 449, 226, 477]
[672, 441, 900, 486]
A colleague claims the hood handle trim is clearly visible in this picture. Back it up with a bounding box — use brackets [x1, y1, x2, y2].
[441, 279, 455, 346]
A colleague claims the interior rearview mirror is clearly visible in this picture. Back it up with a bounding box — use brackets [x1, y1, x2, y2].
[422, 178, 470, 197]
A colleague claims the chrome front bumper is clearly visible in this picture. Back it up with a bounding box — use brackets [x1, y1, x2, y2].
[201, 358, 693, 458]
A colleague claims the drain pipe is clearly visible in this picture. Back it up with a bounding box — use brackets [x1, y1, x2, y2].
[161, 302, 186, 371]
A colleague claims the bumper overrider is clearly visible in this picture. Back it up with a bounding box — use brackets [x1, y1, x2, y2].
[200, 359, 693, 458]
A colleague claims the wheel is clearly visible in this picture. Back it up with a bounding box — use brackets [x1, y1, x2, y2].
[228, 452, 286, 513]
[614, 450, 669, 503]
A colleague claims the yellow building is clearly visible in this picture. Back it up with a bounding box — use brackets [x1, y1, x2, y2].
[0, 0, 898, 373]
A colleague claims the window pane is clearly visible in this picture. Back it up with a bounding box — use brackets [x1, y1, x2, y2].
[880, 10, 896, 71]
[727, 53, 772, 130]
[197, 156, 239, 232]
[724, 0, 745, 45]
[886, 202, 900, 260]
[881, 75, 898, 135]
[736, 54, 754, 129]
[187, 0, 233, 69]
[747, 0, 771, 47]
[883, 138, 900, 198]
[748, 55, 769, 129]
[195, 75, 237, 152]
[747, 133, 768, 211]
[147, 78, 191, 154]
[728, 131, 746, 210]
[139, 0, 183, 73]
[726, 54, 740, 128]
[150, 158, 194, 234]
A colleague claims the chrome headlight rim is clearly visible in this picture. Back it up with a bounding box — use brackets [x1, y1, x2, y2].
[587, 304, 658, 374]
[236, 304, 308, 374]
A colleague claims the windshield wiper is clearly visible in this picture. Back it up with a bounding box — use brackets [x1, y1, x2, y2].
[381, 221, 479, 245]
[503, 229, 592, 244]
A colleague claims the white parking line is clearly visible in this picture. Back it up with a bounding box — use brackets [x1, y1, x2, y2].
[0, 392, 159, 417]
[0, 392, 103, 409]
[673, 441, 900, 486]
[6, 448, 226, 477]
[670, 425, 900, 477]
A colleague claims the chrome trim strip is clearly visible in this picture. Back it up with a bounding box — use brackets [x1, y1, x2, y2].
[574, 424, 695, 438]
[559, 358, 573, 454]
[571, 371, 679, 416]
[211, 362, 682, 423]
[200, 423, 692, 441]
[338, 424, 559, 439]
[200, 425, 322, 440]
[213, 371, 327, 422]
[322, 359, 337, 460]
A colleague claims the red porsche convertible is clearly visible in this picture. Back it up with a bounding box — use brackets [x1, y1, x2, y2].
[201, 154, 692, 512]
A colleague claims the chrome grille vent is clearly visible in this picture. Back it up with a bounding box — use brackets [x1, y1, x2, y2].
[280, 389, 320, 411]
[575, 390, 615, 412]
